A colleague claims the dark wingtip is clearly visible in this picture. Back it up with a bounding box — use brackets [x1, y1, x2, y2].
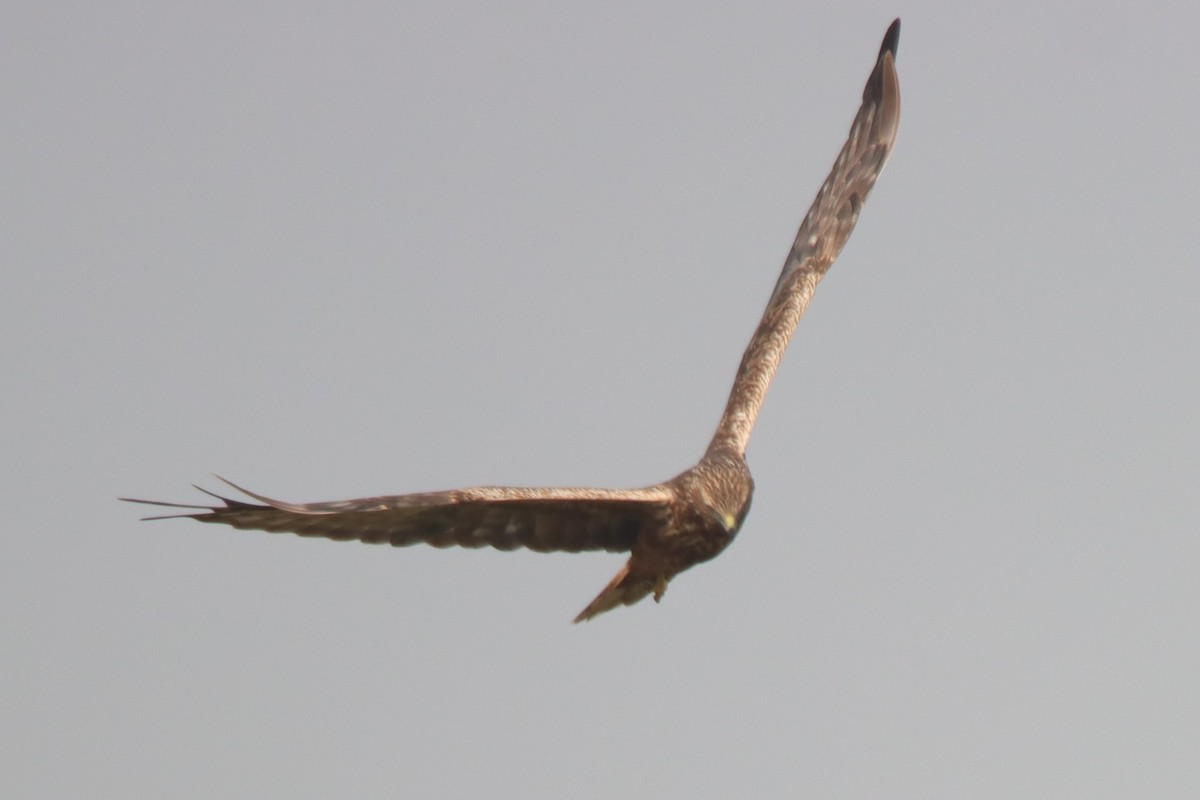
[119, 496, 211, 521]
[881, 18, 900, 60]
[864, 18, 902, 105]
[120, 480, 266, 521]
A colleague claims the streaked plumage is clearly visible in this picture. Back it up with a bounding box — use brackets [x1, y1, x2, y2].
[124, 20, 901, 622]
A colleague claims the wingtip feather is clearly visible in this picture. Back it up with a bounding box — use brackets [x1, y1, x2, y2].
[118, 496, 214, 521]
[210, 475, 304, 511]
[881, 19, 900, 59]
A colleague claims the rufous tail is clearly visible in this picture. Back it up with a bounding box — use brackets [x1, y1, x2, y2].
[572, 561, 661, 623]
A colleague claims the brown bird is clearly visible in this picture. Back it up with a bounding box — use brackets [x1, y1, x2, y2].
[124, 20, 901, 622]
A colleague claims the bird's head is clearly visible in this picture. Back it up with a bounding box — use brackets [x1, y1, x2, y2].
[688, 451, 755, 535]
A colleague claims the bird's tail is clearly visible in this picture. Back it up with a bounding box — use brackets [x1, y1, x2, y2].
[573, 560, 659, 623]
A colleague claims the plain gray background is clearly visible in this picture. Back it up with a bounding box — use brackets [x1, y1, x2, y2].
[5, 2, 1198, 797]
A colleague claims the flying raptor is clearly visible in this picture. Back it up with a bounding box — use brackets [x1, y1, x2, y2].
[125, 20, 901, 622]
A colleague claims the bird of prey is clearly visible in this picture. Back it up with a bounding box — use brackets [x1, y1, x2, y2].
[125, 20, 901, 622]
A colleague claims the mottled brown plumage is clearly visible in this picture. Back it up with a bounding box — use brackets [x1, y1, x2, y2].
[123, 20, 901, 622]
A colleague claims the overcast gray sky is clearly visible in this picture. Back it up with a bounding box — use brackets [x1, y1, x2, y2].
[5, 2, 1199, 797]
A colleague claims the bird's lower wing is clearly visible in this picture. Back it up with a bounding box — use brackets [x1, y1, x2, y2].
[122, 479, 674, 554]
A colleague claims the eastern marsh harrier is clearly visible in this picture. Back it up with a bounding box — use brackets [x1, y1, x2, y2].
[125, 20, 901, 622]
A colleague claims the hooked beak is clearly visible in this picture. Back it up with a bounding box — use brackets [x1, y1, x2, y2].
[706, 506, 738, 533]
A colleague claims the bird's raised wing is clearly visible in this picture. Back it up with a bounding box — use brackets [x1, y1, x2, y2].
[708, 20, 901, 456]
[123, 479, 673, 553]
